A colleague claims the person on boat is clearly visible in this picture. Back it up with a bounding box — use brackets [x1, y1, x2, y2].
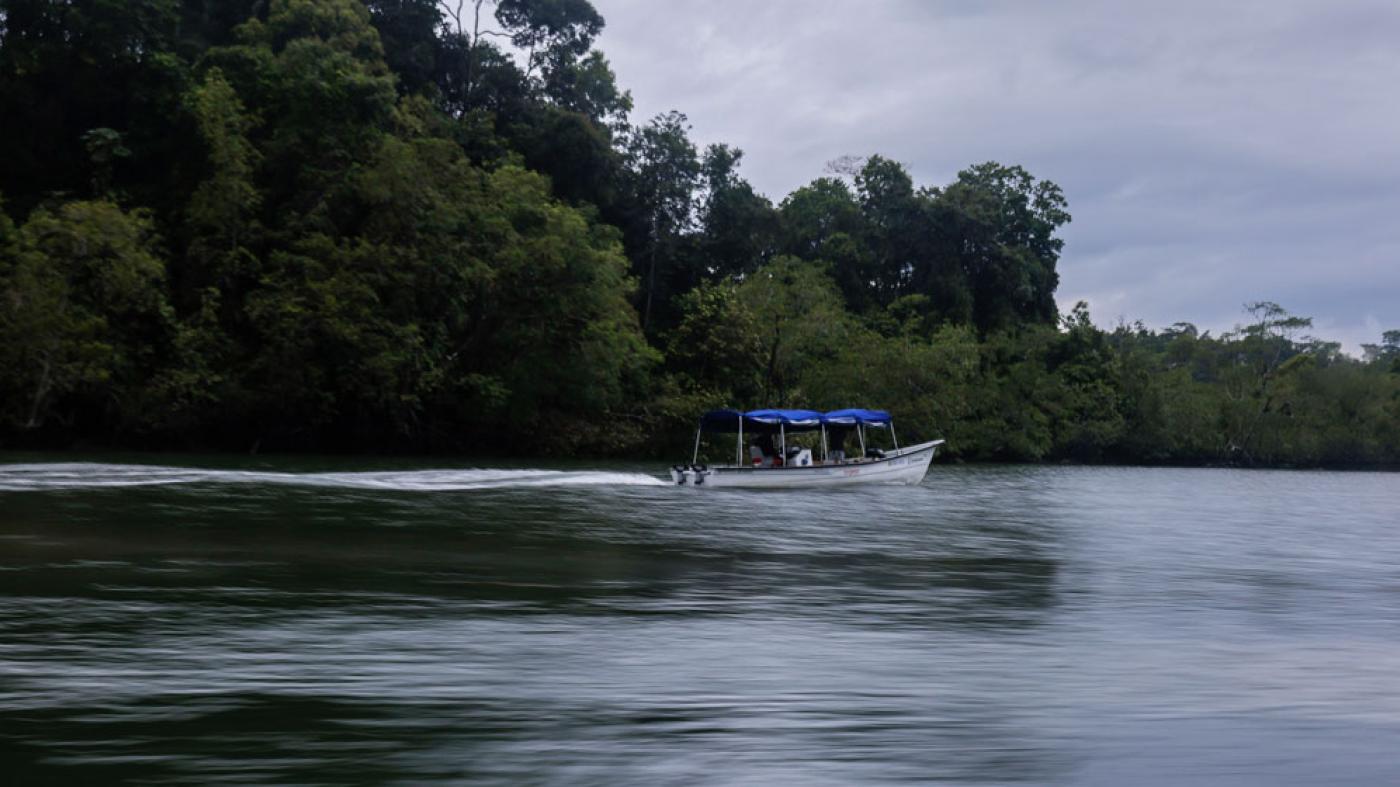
[750, 433, 778, 467]
[826, 426, 849, 463]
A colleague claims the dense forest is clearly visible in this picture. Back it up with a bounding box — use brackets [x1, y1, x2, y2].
[1, 0, 1397, 465]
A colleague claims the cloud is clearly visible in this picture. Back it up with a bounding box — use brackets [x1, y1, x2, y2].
[590, 0, 1400, 352]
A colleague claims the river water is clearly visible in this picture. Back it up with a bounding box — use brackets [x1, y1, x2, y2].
[1, 457, 1397, 785]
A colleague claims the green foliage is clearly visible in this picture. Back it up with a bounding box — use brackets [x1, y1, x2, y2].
[0, 0, 189, 215]
[736, 256, 851, 405]
[775, 157, 1069, 332]
[623, 110, 700, 332]
[930, 162, 1069, 332]
[496, 0, 603, 61]
[804, 324, 980, 449]
[543, 50, 632, 128]
[363, 0, 442, 96]
[81, 128, 132, 197]
[460, 164, 656, 429]
[1361, 329, 1400, 368]
[0, 0, 1392, 465]
[184, 66, 262, 298]
[666, 282, 764, 403]
[0, 201, 171, 435]
[779, 177, 875, 312]
[698, 144, 779, 280]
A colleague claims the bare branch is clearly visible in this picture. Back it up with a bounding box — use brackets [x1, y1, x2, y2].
[437, 0, 465, 34]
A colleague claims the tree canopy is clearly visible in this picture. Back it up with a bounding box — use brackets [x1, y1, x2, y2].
[1, 0, 1394, 464]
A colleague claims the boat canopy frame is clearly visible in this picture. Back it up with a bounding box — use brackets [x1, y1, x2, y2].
[691, 408, 900, 465]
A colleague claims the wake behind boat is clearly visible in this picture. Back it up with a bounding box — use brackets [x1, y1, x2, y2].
[671, 408, 944, 488]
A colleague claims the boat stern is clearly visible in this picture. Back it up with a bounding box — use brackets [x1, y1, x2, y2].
[670, 465, 710, 486]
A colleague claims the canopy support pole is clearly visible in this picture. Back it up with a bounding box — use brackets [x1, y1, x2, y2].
[692, 427, 702, 465]
[821, 425, 828, 463]
[858, 425, 866, 458]
[780, 424, 786, 464]
[891, 423, 899, 451]
[737, 418, 743, 467]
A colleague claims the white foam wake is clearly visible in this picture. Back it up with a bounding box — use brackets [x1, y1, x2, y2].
[0, 463, 666, 492]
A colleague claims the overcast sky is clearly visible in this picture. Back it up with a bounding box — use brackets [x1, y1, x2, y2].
[590, 0, 1399, 351]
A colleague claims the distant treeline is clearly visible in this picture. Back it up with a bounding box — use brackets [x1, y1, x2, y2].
[1, 0, 1397, 464]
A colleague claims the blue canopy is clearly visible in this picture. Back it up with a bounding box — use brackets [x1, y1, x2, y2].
[822, 408, 892, 427]
[699, 408, 890, 433]
[745, 409, 823, 427]
[698, 409, 824, 433]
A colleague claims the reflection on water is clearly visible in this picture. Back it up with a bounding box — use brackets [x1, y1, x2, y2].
[1, 460, 1398, 784]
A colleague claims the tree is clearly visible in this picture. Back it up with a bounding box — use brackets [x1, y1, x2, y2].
[736, 256, 851, 404]
[494, 0, 603, 79]
[183, 67, 262, 298]
[1362, 329, 1400, 368]
[623, 110, 700, 332]
[244, 0, 399, 210]
[666, 282, 764, 402]
[0, 201, 171, 433]
[854, 155, 919, 298]
[433, 0, 607, 117]
[1217, 302, 1313, 462]
[365, 0, 445, 96]
[505, 102, 624, 206]
[0, 0, 187, 216]
[541, 49, 631, 129]
[81, 127, 132, 197]
[458, 164, 655, 430]
[929, 162, 1070, 333]
[803, 323, 979, 449]
[778, 177, 874, 313]
[696, 144, 778, 280]
[1046, 302, 1125, 460]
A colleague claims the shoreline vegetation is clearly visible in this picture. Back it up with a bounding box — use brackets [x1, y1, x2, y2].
[1, 0, 1397, 467]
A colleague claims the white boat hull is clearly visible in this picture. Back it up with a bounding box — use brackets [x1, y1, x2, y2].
[670, 440, 943, 488]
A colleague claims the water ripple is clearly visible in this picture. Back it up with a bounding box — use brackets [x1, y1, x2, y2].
[0, 462, 666, 491]
[1, 461, 1398, 784]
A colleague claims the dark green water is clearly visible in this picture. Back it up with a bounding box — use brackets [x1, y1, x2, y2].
[1, 457, 1397, 785]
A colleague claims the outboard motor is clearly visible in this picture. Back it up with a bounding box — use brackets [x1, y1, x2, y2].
[671, 464, 709, 485]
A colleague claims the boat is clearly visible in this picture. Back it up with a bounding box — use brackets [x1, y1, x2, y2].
[669, 408, 944, 488]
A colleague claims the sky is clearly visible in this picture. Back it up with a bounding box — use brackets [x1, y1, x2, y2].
[589, 0, 1400, 352]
